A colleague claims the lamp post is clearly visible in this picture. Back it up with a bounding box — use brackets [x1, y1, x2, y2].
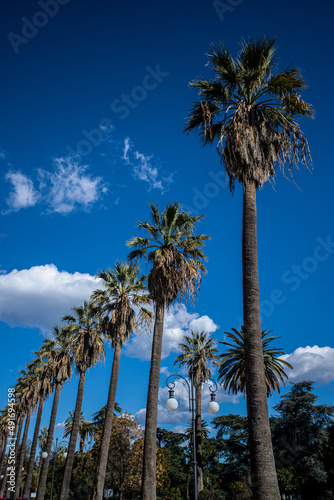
[166, 370, 219, 500]
[42, 438, 68, 500]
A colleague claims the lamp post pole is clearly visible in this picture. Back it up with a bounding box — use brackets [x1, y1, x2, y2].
[166, 370, 219, 500]
[42, 438, 68, 500]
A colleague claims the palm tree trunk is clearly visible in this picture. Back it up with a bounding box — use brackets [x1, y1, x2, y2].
[15, 408, 32, 498]
[0, 418, 20, 497]
[92, 340, 123, 500]
[23, 397, 44, 498]
[0, 434, 9, 497]
[195, 384, 203, 494]
[37, 383, 62, 500]
[6, 416, 23, 497]
[242, 179, 280, 500]
[141, 301, 165, 500]
[0, 434, 8, 477]
[59, 370, 86, 500]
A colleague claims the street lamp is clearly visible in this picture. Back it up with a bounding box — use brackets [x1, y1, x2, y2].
[166, 370, 219, 500]
[42, 438, 68, 500]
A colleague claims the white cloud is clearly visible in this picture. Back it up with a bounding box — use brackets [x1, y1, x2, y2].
[4, 157, 107, 215]
[55, 421, 66, 429]
[5, 171, 40, 212]
[0, 264, 100, 334]
[39, 157, 107, 214]
[121, 137, 173, 191]
[125, 303, 219, 361]
[0, 146, 7, 160]
[281, 345, 334, 384]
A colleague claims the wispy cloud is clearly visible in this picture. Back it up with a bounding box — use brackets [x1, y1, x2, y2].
[5, 171, 40, 212]
[4, 157, 107, 215]
[39, 157, 108, 214]
[122, 137, 173, 191]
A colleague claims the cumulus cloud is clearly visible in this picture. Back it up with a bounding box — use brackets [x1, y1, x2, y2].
[281, 345, 334, 384]
[122, 137, 173, 191]
[5, 171, 40, 212]
[39, 157, 108, 214]
[0, 264, 100, 334]
[125, 303, 219, 361]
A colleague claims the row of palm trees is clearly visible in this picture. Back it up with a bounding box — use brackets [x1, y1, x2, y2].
[0, 308, 291, 500]
[0, 260, 153, 500]
[1, 35, 313, 500]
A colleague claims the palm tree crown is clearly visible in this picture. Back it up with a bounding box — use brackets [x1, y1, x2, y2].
[218, 327, 293, 396]
[174, 330, 220, 381]
[63, 300, 105, 373]
[185, 36, 313, 191]
[92, 261, 152, 345]
[127, 202, 209, 306]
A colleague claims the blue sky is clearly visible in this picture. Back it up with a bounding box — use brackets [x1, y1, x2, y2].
[1, 0, 334, 445]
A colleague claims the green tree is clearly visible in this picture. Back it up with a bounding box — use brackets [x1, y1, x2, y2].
[218, 327, 292, 396]
[185, 36, 313, 500]
[174, 331, 220, 493]
[271, 381, 334, 499]
[91, 262, 152, 500]
[59, 300, 105, 500]
[127, 202, 209, 500]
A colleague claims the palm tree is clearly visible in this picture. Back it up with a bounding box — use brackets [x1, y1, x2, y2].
[37, 331, 73, 500]
[219, 327, 293, 396]
[14, 365, 39, 498]
[59, 300, 105, 500]
[91, 262, 152, 500]
[127, 202, 209, 500]
[185, 36, 313, 499]
[23, 346, 53, 498]
[63, 410, 95, 453]
[174, 331, 220, 493]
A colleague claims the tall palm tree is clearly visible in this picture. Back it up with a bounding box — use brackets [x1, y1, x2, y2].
[185, 36, 313, 499]
[14, 366, 38, 498]
[91, 262, 152, 500]
[0, 408, 9, 489]
[59, 300, 105, 500]
[218, 327, 293, 396]
[127, 202, 209, 500]
[23, 346, 53, 498]
[174, 331, 220, 493]
[37, 331, 73, 500]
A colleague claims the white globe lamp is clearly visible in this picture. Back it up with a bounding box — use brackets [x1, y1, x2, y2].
[166, 390, 179, 411]
[207, 393, 219, 415]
